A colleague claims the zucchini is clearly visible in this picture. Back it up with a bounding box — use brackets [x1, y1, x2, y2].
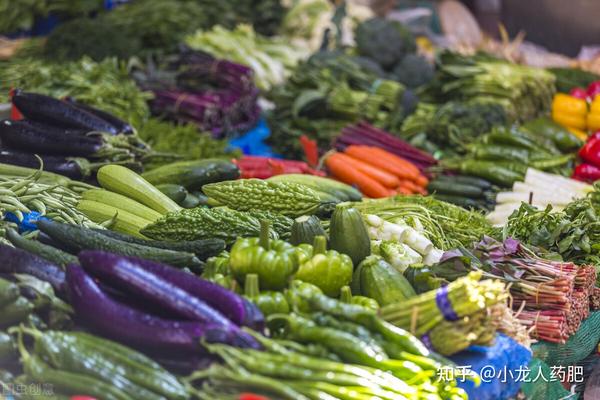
[434, 175, 492, 189]
[156, 184, 188, 205]
[329, 205, 370, 266]
[91, 229, 226, 261]
[76, 200, 153, 238]
[433, 194, 487, 210]
[290, 215, 327, 245]
[142, 159, 240, 191]
[427, 180, 484, 198]
[81, 189, 163, 222]
[268, 174, 362, 202]
[6, 229, 78, 267]
[354, 255, 416, 306]
[37, 220, 202, 269]
[97, 165, 181, 215]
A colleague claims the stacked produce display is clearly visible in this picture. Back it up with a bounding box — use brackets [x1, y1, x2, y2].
[3, 2, 600, 400]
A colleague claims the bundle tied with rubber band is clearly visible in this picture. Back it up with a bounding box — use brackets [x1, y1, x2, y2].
[380, 272, 507, 355]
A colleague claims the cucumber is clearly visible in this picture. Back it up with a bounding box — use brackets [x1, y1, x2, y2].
[180, 193, 202, 208]
[268, 174, 362, 202]
[142, 159, 240, 191]
[433, 194, 487, 210]
[329, 205, 370, 266]
[427, 180, 484, 198]
[81, 189, 163, 222]
[76, 200, 153, 238]
[156, 184, 188, 205]
[91, 229, 226, 261]
[37, 220, 202, 269]
[290, 215, 327, 246]
[97, 165, 181, 215]
[6, 229, 78, 267]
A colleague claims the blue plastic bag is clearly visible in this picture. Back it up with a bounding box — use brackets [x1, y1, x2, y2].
[228, 119, 281, 157]
[4, 211, 49, 233]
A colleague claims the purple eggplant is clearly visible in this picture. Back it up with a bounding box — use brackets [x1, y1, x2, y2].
[0, 244, 65, 295]
[85, 251, 264, 330]
[67, 265, 260, 353]
[12, 91, 118, 134]
[0, 149, 88, 179]
[0, 119, 103, 157]
[78, 251, 232, 327]
[65, 97, 134, 135]
[22, 120, 87, 136]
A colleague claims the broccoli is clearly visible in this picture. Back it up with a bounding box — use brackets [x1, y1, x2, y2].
[355, 18, 416, 70]
[392, 54, 434, 89]
[350, 56, 386, 78]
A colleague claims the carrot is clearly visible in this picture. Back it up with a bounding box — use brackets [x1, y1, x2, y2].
[396, 186, 412, 195]
[361, 146, 421, 176]
[344, 145, 419, 180]
[325, 153, 390, 198]
[333, 152, 400, 188]
[415, 174, 429, 187]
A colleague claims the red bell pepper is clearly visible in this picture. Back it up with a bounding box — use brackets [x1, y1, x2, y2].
[9, 88, 23, 120]
[578, 134, 600, 166]
[239, 394, 270, 400]
[570, 87, 589, 100]
[300, 135, 319, 167]
[587, 81, 600, 100]
[70, 397, 98, 400]
[572, 163, 600, 182]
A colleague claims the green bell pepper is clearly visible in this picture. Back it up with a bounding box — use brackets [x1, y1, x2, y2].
[230, 221, 301, 290]
[244, 274, 289, 316]
[339, 286, 379, 311]
[286, 280, 323, 312]
[295, 236, 353, 297]
[202, 251, 231, 279]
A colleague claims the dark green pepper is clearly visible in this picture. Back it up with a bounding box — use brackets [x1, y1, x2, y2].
[244, 274, 289, 316]
[0, 277, 19, 307]
[0, 297, 34, 328]
[268, 313, 389, 368]
[295, 236, 353, 297]
[523, 117, 583, 152]
[230, 220, 301, 290]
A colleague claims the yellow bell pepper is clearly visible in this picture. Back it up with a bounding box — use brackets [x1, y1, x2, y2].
[553, 110, 587, 130]
[552, 93, 588, 116]
[591, 98, 600, 114]
[588, 113, 600, 132]
[566, 126, 588, 141]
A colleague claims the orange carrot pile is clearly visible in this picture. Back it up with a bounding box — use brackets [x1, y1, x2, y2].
[325, 145, 428, 198]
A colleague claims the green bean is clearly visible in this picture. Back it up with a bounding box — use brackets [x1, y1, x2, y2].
[28, 200, 47, 215]
[0, 196, 30, 212]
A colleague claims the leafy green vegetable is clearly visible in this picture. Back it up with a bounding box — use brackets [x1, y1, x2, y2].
[0, 57, 151, 128]
[548, 67, 600, 93]
[44, 17, 142, 61]
[138, 118, 239, 169]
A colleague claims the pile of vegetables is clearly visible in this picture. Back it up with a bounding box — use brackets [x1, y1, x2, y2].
[268, 52, 409, 157]
[186, 25, 308, 91]
[135, 50, 261, 137]
[427, 174, 498, 212]
[424, 52, 555, 123]
[0, 57, 151, 128]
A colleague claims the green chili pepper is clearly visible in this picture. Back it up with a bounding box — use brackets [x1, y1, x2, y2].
[522, 117, 583, 152]
[0, 297, 34, 328]
[294, 236, 353, 297]
[471, 145, 530, 164]
[268, 313, 389, 368]
[530, 154, 576, 170]
[244, 274, 290, 316]
[0, 277, 19, 308]
[230, 220, 300, 290]
[454, 160, 525, 187]
[285, 280, 324, 312]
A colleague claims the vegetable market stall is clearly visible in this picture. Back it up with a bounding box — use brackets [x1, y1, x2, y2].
[1, 3, 600, 400]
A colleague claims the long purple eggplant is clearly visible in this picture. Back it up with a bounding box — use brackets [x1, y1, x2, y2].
[65, 97, 134, 135]
[0, 149, 88, 179]
[0, 119, 103, 157]
[82, 251, 264, 330]
[67, 265, 260, 353]
[0, 244, 65, 295]
[78, 251, 232, 327]
[12, 91, 118, 134]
